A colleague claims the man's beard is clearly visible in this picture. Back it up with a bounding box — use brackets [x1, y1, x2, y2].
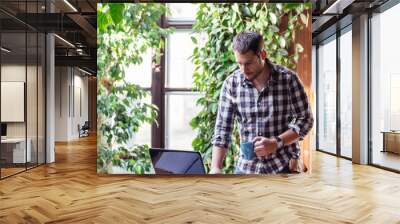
[246, 68, 263, 82]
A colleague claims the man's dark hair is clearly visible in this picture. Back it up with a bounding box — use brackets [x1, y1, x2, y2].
[232, 31, 263, 55]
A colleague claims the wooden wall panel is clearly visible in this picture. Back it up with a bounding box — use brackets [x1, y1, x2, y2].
[88, 77, 97, 133]
[294, 9, 313, 172]
[280, 9, 313, 171]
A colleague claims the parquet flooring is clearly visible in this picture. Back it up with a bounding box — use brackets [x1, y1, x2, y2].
[1, 135, 400, 223]
[1, 167, 25, 177]
[372, 151, 400, 171]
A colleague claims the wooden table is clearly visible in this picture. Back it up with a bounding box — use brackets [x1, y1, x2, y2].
[1, 138, 31, 164]
[381, 131, 400, 154]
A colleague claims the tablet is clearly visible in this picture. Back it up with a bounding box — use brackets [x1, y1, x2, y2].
[149, 148, 206, 174]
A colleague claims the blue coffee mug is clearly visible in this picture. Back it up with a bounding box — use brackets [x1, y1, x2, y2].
[240, 141, 255, 160]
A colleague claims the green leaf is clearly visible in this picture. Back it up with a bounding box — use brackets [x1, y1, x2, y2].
[97, 12, 109, 31]
[135, 165, 144, 174]
[300, 13, 308, 26]
[232, 3, 240, 15]
[269, 25, 279, 33]
[283, 3, 301, 11]
[279, 37, 286, 48]
[277, 48, 288, 56]
[191, 36, 198, 44]
[210, 103, 218, 114]
[109, 3, 125, 24]
[296, 43, 304, 53]
[242, 6, 251, 16]
[269, 12, 277, 25]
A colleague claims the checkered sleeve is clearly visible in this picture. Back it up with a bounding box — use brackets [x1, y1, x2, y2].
[288, 73, 314, 140]
[212, 78, 236, 149]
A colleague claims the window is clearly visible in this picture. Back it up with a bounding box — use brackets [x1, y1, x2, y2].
[316, 25, 354, 160]
[0, 0, 46, 179]
[166, 30, 196, 88]
[124, 4, 202, 151]
[167, 3, 198, 22]
[371, 3, 400, 171]
[339, 28, 352, 158]
[317, 36, 337, 155]
[165, 29, 202, 150]
[165, 92, 202, 150]
[311, 45, 317, 151]
[125, 49, 152, 89]
[131, 95, 152, 146]
[124, 50, 152, 146]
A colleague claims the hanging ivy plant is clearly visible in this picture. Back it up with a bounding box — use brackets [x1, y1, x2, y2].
[97, 3, 173, 174]
[190, 3, 310, 174]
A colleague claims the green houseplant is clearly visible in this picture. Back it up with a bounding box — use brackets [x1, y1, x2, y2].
[97, 3, 173, 174]
[190, 3, 310, 174]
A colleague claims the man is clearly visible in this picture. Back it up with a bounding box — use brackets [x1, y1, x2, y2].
[210, 31, 314, 174]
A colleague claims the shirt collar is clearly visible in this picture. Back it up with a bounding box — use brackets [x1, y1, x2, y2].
[240, 58, 279, 87]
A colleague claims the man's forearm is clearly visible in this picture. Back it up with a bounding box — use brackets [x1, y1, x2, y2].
[278, 129, 300, 146]
[279, 129, 302, 172]
[211, 145, 227, 170]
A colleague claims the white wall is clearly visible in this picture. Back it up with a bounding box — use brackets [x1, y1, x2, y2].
[1, 64, 46, 163]
[1, 65, 26, 140]
[55, 66, 69, 141]
[73, 72, 88, 138]
[55, 67, 89, 141]
[1, 65, 32, 138]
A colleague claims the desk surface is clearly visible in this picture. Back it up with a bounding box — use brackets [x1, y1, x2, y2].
[1, 138, 27, 143]
[381, 131, 400, 134]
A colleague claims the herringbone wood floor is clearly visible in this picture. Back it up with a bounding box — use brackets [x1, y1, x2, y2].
[1, 135, 400, 224]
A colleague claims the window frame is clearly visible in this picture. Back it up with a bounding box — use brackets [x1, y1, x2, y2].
[150, 5, 199, 149]
[315, 24, 353, 161]
[368, 1, 400, 173]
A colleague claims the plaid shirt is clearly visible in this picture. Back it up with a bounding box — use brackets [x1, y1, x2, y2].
[212, 60, 314, 174]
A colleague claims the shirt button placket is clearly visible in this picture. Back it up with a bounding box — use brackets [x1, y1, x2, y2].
[257, 94, 263, 137]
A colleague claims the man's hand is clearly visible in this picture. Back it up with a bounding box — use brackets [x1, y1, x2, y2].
[210, 146, 226, 174]
[289, 158, 298, 172]
[209, 167, 222, 174]
[289, 158, 306, 173]
[253, 136, 278, 157]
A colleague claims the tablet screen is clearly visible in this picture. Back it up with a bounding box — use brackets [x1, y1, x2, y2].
[150, 149, 205, 174]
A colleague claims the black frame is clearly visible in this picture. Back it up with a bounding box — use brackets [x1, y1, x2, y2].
[0, 0, 47, 180]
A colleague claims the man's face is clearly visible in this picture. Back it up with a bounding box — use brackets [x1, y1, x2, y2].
[234, 50, 264, 81]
